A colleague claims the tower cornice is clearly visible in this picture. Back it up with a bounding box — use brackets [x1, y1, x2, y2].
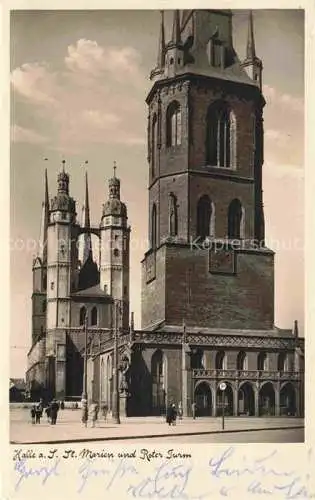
[146, 72, 265, 107]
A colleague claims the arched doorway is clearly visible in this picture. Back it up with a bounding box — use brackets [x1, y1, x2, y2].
[194, 382, 212, 416]
[259, 382, 275, 416]
[238, 382, 255, 416]
[280, 383, 296, 416]
[216, 383, 233, 416]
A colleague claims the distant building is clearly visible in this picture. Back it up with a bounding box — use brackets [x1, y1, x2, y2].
[10, 378, 27, 402]
[26, 9, 304, 417]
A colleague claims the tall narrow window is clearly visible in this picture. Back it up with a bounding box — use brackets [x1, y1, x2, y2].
[215, 351, 226, 370]
[169, 193, 178, 237]
[197, 195, 213, 240]
[151, 349, 165, 412]
[79, 306, 87, 326]
[166, 101, 181, 147]
[151, 203, 157, 249]
[228, 199, 244, 240]
[91, 306, 98, 326]
[206, 103, 236, 169]
[257, 352, 268, 371]
[151, 113, 157, 176]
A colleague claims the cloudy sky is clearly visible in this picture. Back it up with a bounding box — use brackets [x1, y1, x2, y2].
[10, 9, 304, 378]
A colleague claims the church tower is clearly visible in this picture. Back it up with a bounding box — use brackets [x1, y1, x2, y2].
[142, 9, 273, 330]
[100, 164, 130, 331]
[31, 168, 49, 344]
[45, 161, 78, 398]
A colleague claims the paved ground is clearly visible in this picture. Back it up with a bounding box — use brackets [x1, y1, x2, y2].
[127, 427, 304, 443]
[10, 408, 304, 444]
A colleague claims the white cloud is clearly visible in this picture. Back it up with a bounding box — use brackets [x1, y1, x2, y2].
[263, 84, 304, 114]
[11, 40, 146, 152]
[11, 124, 48, 144]
[265, 128, 292, 146]
[64, 39, 143, 84]
[264, 161, 304, 179]
[11, 63, 57, 105]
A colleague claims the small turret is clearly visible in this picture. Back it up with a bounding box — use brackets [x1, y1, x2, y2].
[164, 10, 185, 78]
[50, 160, 76, 220]
[102, 162, 127, 221]
[150, 11, 166, 80]
[241, 10, 263, 89]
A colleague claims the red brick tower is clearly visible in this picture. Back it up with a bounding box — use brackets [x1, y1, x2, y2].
[141, 10, 273, 330]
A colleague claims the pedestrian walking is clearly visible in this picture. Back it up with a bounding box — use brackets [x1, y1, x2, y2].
[171, 403, 177, 425]
[35, 404, 42, 424]
[178, 401, 183, 423]
[45, 405, 51, 423]
[89, 402, 99, 428]
[192, 402, 197, 420]
[50, 399, 60, 425]
[30, 405, 36, 424]
[102, 404, 109, 423]
[166, 403, 173, 426]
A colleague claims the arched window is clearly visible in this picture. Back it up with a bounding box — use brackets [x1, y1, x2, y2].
[257, 352, 268, 371]
[151, 203, 157, 249]
[197, 195, 215, 240]
[151, 350, 165, 412]
[169, 193, 178, 237]
[79, 306, 87, 326]
[91, 306, 98, 326]
[228, 199, 244, 240]
[277, 353, 288, 372]
[215, 351, 226, 370]
[166, 101, 182, 147]
[206, 103, 236, 169]
[151, 113, 157, 176]
[237, 351, 248, 371]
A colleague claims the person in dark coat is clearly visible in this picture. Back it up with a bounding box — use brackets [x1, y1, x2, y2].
[45, 405, 51, 423]
[50, 399, 60, 425]
[35, 404, 42, 424]
[166, 404, 174, 425]
[30, 405, 36, 424]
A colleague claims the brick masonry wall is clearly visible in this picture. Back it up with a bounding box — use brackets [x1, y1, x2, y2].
[164, 244, 274, 329]
[141, 246, 166, 329]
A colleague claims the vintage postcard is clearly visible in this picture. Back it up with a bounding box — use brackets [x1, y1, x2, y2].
[3, 1, 314, 499]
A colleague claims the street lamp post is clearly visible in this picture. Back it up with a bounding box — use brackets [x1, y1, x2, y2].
[81, 314, 88, 426]
[111, 299, 121, 424]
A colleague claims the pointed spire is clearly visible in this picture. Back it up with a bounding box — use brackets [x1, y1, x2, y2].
[81, 166, 92, 264]
[171, 10, 181, 45]
[113, 160, 117, 178]
[246, 10, 256, 60]
[61, 159, 66, 173]
[84, 170, 90, 229]
[39, 165, 49, 263]
[157, 10, 166, 68]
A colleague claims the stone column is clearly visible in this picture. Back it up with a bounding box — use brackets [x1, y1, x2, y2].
[119, 392, 128, 417]
[212, 382, 217, 417]
[182, 345, 192, 417]
[275, 382, 280, 416]
[55, 341, 66, 400]
[254, 387, 259, 417]
[233, 385, 239, 416]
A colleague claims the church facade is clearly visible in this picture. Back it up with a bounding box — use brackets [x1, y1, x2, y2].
[26, 9, 304, 418]
[26, 164, 130, 402]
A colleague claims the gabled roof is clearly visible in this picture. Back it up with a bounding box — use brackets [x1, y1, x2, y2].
[71, 284, 111, 299]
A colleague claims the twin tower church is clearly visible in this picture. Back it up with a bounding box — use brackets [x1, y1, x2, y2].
[26, 10, 304, 417]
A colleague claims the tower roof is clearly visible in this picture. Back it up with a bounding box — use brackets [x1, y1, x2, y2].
[149, 9, 257, 88]
[246, 10, 256, 60]
[170, 9, 181, 45]
[156, 10, 166, 68]
[103, 162, 127, 218]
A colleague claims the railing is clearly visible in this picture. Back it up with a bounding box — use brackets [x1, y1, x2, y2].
[192, 369, 301, 381]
